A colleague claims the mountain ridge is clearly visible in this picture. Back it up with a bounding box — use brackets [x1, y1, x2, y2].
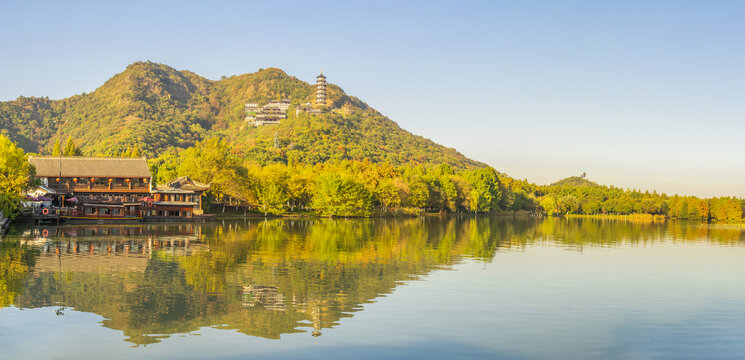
[0, 61, 485, 169]
[550, 176, 599, 188]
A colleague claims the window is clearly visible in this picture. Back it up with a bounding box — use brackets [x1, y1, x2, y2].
[102, 208, 110, 215]
[86, 207, 96, 215]
[112, 208, 120, 216]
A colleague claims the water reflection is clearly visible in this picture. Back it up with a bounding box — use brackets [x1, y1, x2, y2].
[0, 217, 743, 347]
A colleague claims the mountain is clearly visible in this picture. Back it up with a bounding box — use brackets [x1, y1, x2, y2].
[0, 62, 484, 169]
[549, 176, 599, 188]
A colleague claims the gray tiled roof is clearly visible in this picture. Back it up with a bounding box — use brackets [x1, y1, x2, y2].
[29, 156, 152, 178]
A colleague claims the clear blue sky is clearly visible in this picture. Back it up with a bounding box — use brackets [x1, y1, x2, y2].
[2, 0, 744, 197]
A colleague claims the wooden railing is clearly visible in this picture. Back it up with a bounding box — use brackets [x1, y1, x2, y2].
[48, 184, 149, 192]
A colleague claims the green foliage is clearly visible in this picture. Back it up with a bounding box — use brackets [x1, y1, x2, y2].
[0, 134, 37, 218]
[1, 62, 742, 222]
[51, 139, 61, 156]
[550, 176, 599, 188]
[147, 147, 180, 188]
[231, 110, 483, 169]
[0, 62, 481, 170]
[463, 168, 502, 213]
[709, 197, 743, 222]
[540, 196, 558, 215]
[537, 176, 745, 222]
[63, 138, 82, 156]
[311, 172, 373, 217]
[177, 137, 248, 201]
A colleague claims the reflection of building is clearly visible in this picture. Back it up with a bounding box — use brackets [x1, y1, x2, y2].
[28, 225, 202, 270]
[242, 285, 286, 311]
[241, 284, 325, 336]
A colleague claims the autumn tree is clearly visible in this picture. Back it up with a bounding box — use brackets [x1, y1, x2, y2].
[0, 135, 38, 218]
[63, 138, 82, 156]
[52, 139, 61, 156]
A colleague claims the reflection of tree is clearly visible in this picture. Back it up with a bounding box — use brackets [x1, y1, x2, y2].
[0, 240, 37, 307]
[523, 217, 745, 250]
[125, 256, 201, 342]
[3, 217, 742, 346]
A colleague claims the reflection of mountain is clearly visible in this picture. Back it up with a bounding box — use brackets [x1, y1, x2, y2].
[1, 218, 743, 346]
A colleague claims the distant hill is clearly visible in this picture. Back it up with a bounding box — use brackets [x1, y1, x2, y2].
[549, 176, 600, 188]
[0, 62, 484, 169]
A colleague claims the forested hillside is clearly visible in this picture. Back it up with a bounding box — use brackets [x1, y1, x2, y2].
[0, 61, 483, 169]
[2, 62, 742, 221]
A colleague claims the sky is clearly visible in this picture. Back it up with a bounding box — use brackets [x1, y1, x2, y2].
[1, 0, 744, 197]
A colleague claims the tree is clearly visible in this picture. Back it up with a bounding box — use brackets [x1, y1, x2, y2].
[63, 138, 82, 156]
[540, 196, 558, 215]
[252, 164, 289, 215]
[0, 135, 38, 218]
[375, 179, 404, 210]
[286, 166, 315, 210]
[462, 167, 502, 213]
[407, 180, 429, 209]
[52, 139, 61, 156]
[311, 172, 372, 217]
[148, 148, 180, 187]
[178, 137, 248, 202]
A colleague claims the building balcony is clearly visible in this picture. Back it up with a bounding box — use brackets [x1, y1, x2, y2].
[48, 183, 150, 193]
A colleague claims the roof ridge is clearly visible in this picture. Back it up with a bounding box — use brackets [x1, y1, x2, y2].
[29, 156, 148, 160]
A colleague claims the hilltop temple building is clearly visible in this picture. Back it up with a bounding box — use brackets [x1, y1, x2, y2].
[245, 99, 291, 126]
[244, 71, 329, 125]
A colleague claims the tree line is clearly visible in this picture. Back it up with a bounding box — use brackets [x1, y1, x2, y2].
[150, 137, 745, 221]
[149, 137, 507, 217]
[1, 133, 743, 222]
[537, 179, 743, 222]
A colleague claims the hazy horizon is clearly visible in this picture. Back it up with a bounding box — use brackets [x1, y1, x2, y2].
[2, 0, 743, 198]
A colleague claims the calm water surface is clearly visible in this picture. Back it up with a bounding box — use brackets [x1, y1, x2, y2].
[0, 217, 744, 359]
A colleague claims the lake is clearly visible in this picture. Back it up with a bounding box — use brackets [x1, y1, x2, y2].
[0, 216, 744, 359]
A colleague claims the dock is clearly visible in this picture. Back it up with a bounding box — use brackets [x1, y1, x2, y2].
[31, 208, 61, 225]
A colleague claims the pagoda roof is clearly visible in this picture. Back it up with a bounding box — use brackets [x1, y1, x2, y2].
[155, 176, 210, 193]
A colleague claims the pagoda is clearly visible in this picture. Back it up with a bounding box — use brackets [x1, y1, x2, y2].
[315, 72, 327, 105]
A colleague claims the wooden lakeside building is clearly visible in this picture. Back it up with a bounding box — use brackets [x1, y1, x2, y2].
[28, 156, 211, 223]
[148, 177, 210, 220]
